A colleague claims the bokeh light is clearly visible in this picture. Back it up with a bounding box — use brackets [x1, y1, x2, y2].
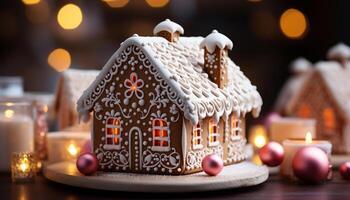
[22, 0, 41, 5]
[280, 8, 308, 39]
[145, 0, 169, 8]
[48, 48, 71, 72]
[103, 0, 129, 8]
[25, 0, 49, 24]
[57, 4, 83, 30]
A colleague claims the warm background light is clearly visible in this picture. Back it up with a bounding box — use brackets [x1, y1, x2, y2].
[48, 48, 71, 72]
[249, 125, 268, 149]
[280, 8, 308, 39]
[67, 143, 79, 157]
[145, 0, 169, 8]
[4, 109, 14, 118]
[22, 0, 41, 5]
[103, 0, 129, 8]
[57, 4, 83, 30]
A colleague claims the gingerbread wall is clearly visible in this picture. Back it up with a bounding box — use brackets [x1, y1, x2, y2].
[184, 114, 246, 174]
[290, 72, 345, 153]
[91, 45, 186, 175]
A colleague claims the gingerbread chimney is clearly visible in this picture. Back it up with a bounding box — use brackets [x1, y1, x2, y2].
[327, 43, 350, 67]
[153, 19, 184, 42]
[200, 30, 233, 89]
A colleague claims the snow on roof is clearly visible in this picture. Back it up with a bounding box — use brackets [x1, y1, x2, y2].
[327, 43, 350, 60]
[153, 19, 184, 35]
[199, 30, 233, 53]
[290, 57, 312, 74]
[77, 36, 262, 124]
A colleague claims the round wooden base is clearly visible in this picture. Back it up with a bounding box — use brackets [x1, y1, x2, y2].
[43, 161, 268, 193]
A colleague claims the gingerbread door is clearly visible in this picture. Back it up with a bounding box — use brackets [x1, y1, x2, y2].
[128, 127, 143, 172]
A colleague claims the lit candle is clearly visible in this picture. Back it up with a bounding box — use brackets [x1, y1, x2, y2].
[281, 132, 332, 179]
[0, 102, 34, 171]
[248, 125, 268, 149]
[11, 152, 36, 182]
[46, 131, 89, 164]
[270, 117, 316, 143]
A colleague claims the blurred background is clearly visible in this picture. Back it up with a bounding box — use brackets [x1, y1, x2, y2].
[1, 0, 349, 114]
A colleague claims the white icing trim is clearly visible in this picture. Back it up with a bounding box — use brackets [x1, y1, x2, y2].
[153, 19, 184, 35]
[77, 36, 262, 125]
[290, 57, 312, 74]
[200, 30, 233, 53]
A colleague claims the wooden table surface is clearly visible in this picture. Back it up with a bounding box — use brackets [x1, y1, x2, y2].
[1, 171, 350, 200]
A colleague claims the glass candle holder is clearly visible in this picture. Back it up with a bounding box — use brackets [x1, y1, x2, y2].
[11, 152, 36, 182]
[0, 102, 34, 171]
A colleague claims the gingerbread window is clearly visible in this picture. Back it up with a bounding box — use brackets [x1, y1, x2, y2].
[192, 123, 203, 150]
[152, 119, 170, 152]
[208, 120, 219, 146]
[231, 116, 242, 140]
[298, 103, 311, 118]
[323, 108, 335, 132]
[104, 117, 122, 150]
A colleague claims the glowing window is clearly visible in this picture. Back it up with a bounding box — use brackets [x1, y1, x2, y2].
[231, 116, 242, 140]
[152, 119, 170, 151]
[208, 120, 219, 146]
[297, 104, 311, 118]
[192, 124, 203, 150]
[323, 108, 335, 131]
[104, 117, 122, 150]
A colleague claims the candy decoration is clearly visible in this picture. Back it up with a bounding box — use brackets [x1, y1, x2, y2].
[202, 154, 223, 176]
[76, 153, 98, 175]
[339, 162, 350, 180]
[259, 142, 284, 167]
[292, 147, 329, 183]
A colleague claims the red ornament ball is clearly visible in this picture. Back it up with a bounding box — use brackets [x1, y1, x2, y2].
[202, 154, 224, 176]
[339, 162, 350, 180]
[292, 147, 329, 183]
[259, 142, 284, 167]
[76, 153, 98, 175]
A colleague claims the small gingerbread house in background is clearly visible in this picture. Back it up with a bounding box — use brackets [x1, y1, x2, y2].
[54, 69, 99, 131]
[274, 43, 350, 154]
[77, 19, 262, 175]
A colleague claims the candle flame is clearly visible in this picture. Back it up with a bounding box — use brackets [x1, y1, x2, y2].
[67, 143, 78, 157]
[254, 135, 267, 148]
[305, 132, 312, 144]
[4, 109, 14, 118]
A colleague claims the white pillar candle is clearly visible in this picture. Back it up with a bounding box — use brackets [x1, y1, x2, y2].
[270, 117, 316, 143]
[281, 133, 332, 179]
[0, 109, 34, 171]
[46, 131, 90, 164]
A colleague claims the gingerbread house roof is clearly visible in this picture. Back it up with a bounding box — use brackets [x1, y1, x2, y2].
[77, 36, 262, 124]
[283, 61, 350, 119]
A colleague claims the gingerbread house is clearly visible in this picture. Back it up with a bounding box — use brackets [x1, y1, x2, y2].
[55, 69, 99, 131]
[77, 19, 262, 175]
[275, 43, 350, 154]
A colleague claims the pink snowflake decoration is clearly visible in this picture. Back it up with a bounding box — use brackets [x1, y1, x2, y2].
[124, 72, 144, 99]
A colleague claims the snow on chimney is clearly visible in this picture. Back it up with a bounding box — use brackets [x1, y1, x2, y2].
[153, 19, 184, 42]
[327, 43, 350, 67]
[200, 30, 233, 89]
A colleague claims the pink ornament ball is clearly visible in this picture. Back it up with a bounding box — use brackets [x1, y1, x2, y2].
[81, 139, 92, 154]
[202, 154, 224, 176]
[292, 147, 329, 183]
[264, 112, 281, 127]
[76, 153, 98, 175]
[259, 142, 284, 167]
[339, 162, 350, 180]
